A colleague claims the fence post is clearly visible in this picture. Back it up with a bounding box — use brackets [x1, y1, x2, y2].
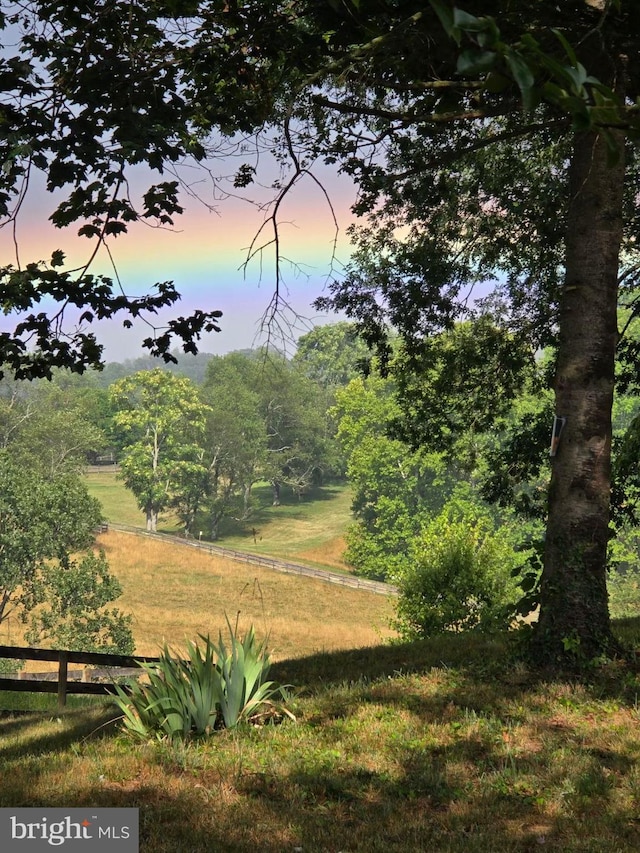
[57, 651, 68, 709]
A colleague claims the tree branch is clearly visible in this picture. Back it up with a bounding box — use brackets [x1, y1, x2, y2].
[383, 118, 569, 182]
[312, 94, 506, 126]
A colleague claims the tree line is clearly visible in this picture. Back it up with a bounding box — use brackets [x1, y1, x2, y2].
[3, 314, 640, 658]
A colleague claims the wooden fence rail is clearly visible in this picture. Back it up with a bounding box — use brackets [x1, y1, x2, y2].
[109, 522, 397, 597]
[0, 644, 162, 708]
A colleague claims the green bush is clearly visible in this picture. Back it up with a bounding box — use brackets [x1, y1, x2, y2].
[0, 658, 23, 676]
[391, 501, 522, 641]
[113, 622, 292, 741]
[608, 566, 640, 620]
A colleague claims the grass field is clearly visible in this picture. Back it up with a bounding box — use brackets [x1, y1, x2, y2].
[4, 627, 640, 851]
[5, 474, 640, 849]
[0, 528, 395, 672]
[85, 470, 353, 572]
[97, 529, 395, 659]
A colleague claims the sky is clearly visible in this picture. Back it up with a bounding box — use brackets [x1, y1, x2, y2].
[0, 158, 357, 362]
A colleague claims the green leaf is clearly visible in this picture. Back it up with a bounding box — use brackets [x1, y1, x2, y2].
[476, 19, 500, 49]
[456, 49, 497, 77]
[505, 50, 536, 111]
[551, 27, 578, 67]
[485, 71, 510, 93]
[452, 9, 484, 31]
[429, 0, 460, 44]
[520, 572, 538, 593]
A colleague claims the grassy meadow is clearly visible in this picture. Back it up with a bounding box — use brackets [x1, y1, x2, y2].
[85, 469, 353, 572]
[0, 528, 394, 672]
[96, 529, 395, 659]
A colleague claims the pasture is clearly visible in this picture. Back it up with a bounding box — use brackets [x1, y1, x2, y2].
[85, 470, 353, 572]
[96, 529, 396, 659]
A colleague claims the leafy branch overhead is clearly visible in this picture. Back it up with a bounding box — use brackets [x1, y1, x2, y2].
[1, 254, 222, 379]
[429, 1, 637, 151]
[0, 2, 228, 379]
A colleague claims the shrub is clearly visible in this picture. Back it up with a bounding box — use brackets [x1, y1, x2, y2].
[113, 621, 292, 741]
[391, 501, 522, 641]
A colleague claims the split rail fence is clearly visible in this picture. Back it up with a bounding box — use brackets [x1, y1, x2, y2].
[109, 522, 397, 597]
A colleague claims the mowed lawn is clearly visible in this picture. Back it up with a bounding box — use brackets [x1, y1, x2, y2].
[96, 529, 396, 659]
[85, 470, 354, 573]
[5, 629, 640, 852]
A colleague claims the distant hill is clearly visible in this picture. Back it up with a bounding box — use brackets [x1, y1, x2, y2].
[96, 350, 221, 387]
[95, 346, 289, 387]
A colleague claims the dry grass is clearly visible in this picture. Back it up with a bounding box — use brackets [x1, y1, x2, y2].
[97, 530, 395, 659]
[296, 534, 349, 571]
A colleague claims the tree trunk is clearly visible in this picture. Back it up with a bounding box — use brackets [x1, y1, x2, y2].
[272, 480, 281, 506]
[533, 127, 625, 665]
[146, 509, 158, 533]
[242, 483, 252, 518]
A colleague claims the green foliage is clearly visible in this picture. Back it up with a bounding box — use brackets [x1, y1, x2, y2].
[608, 566, 640, 620]
[114, 624, 292, 741]
[200, 353, 270, 534]
[293, 322, 370, 388]
[213, 621, 287, 730]
[110, 369, 209, 532]
[0, 454, 102, 621]
[24, 552, 134, 654]
[391, 499, 522, 641]
[0, 3, 225, 378]
[391, 321, 535, 460]
[200, 351, 340, 535]
[0, 377, 106, 474]
[0, 450, 132, 652]
[334, 371, 471, 580]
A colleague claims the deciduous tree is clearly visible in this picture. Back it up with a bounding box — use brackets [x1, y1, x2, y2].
[110, 369, 209, 532]
[284, 0, 640, 665]
[0, 453, 132, 652]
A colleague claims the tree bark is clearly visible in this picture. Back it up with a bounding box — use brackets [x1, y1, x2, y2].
[533, 127, 625, 665]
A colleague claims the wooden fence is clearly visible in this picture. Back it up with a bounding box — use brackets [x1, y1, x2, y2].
[0, 645, 161, 708]
[109, 522, 397, 597]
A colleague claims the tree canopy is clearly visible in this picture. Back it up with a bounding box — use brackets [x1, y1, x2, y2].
[110, 369, 209, 532]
